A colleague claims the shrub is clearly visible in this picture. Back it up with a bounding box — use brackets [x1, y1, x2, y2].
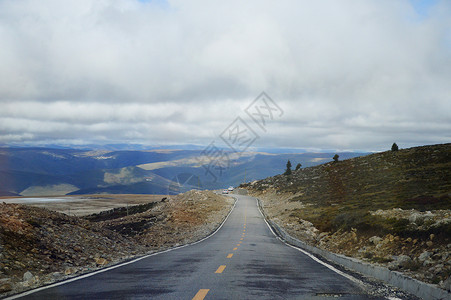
[391, 143, 399, 151]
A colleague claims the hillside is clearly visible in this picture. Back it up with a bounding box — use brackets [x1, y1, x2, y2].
[0, 191, 233, 297]
[242, 143, 451, 290]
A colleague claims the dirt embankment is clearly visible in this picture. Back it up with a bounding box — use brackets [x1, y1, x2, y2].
[0, 191, 234, 297]
[243, 143, 451, 291]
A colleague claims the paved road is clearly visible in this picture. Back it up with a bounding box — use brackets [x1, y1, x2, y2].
[16, 194, 386, 299]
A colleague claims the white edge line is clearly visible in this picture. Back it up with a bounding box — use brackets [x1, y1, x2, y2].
[6, 196, 238, 300]
[254, 197, 367, 288]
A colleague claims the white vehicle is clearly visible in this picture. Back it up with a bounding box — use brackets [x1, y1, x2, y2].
[228, 186, 234, 191]
[222, 189, 229, 194]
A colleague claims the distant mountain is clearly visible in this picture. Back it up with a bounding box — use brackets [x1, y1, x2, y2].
[0, 147, 367, 196]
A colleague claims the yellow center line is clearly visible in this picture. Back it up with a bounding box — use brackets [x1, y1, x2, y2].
[237, 243, 241, 246]
[227, 253, 233, 258]
[215, 265, 226, 273]
[192, 289, 209, 300]
[233, 247, 238, 250]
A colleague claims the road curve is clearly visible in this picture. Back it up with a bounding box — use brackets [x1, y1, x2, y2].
[14, 194, 387, 299]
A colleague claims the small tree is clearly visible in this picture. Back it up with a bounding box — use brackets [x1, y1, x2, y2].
[295, 163, 302, 171]
[284, 160, 292, 175]
[391, 143, 399, 152]
[333, 154, 339, 163]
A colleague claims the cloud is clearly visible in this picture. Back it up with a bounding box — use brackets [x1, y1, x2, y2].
[0, 0, 450, 150]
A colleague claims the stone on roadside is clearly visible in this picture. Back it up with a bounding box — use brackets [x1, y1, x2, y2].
[0, 279, 12, 293]
[23, 271, 33, 282]
[388, 255, 412, 270]
[95, 257, 108, 266]
[418, 251, 432, 262]
[52, 272, 63, 280]
[64, 268, 76, 276]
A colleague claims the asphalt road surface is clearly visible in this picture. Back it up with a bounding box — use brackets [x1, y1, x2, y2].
[15, 194, 395, 299]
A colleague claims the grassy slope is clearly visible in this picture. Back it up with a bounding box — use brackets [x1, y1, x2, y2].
[245, 143, 450, 238]
[243, 143, 451, 285]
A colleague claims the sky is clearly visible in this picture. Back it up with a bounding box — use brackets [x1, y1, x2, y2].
[0, 0, 450, 152]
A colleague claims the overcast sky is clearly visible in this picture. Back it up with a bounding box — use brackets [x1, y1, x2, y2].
[0, 0, 450, 151]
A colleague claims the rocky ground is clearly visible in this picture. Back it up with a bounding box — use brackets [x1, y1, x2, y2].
[254, 190, 450, 290]
[0, 191, 234, 297]
[243, 143, 451, 292]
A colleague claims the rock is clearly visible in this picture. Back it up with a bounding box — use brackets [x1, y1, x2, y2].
[418, 251, 432, 262]
[426, 241, 433, 247]
[23, 271, 34, 282]
[95, 257, 108, 266]
[0, 279, 12, 293]
[0, 282, 12, 293]
[369, 236, 382, 245]
[433, 264, 444, 274]
[64, 268, 75, 276]
[439, 276, 451, 292]
[423, 259, 434, 266]
[52, 272, 63, 280]
[389, 255, 412, 270]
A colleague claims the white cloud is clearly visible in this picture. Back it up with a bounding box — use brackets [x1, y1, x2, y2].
[0, 0, 450, 150]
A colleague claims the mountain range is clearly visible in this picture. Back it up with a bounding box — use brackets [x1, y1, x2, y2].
[0, 147, 367, 196]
